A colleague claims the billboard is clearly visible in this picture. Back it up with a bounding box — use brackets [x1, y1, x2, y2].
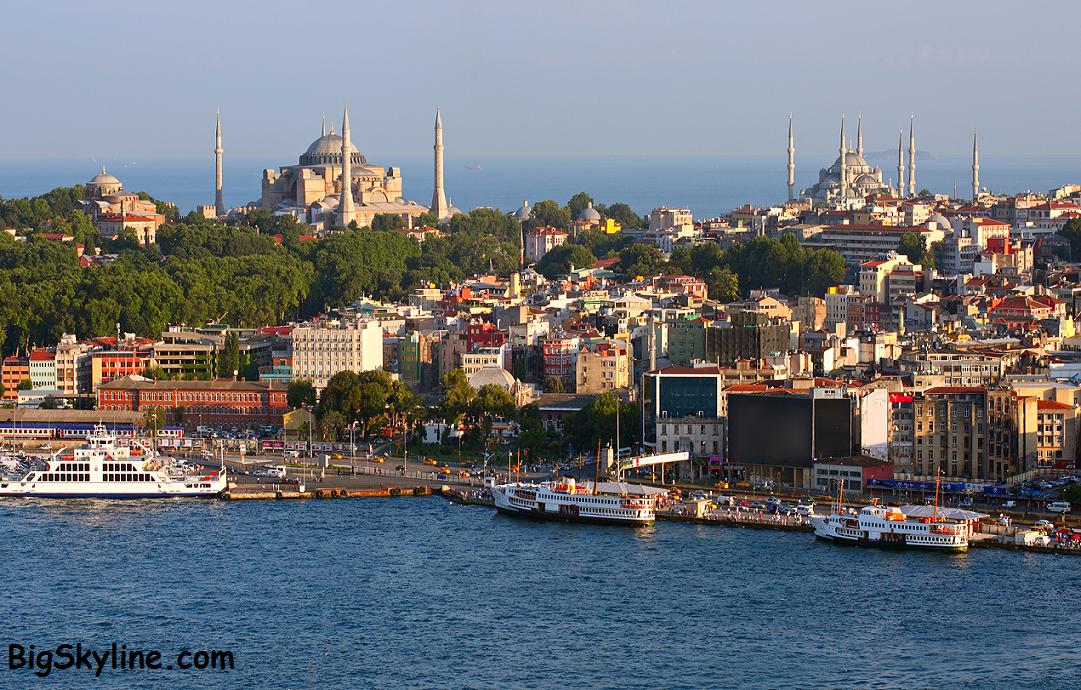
[727, 394, 852, 468]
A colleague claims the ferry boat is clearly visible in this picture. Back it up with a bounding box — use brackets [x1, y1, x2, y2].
[0, 424, 227, 499]
[810, 474, 982, 552]
[491, 477, 660, 526]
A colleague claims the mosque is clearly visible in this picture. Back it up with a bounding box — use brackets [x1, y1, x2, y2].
[796, 116, 891, 204]
[81, 167, 166, 245]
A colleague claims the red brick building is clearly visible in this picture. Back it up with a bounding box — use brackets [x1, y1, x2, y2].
[97, 376, 290, 429]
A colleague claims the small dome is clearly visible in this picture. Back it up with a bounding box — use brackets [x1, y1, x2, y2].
[928, 213, 953, 232]
[88, 167, 120, 186]
[514, 200, 531, 220]
[578, 201, 601, 222]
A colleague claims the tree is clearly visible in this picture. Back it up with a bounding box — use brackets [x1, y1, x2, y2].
[706, 267, 740, 302]
[604, 203, 642, 229]
[320, 370, 396, 437]
[319, 409, 345, 441]
[371, 214, 406, 232]
[17, 379, 32, 391]
[287, 379, 317, 409]
[896, 232, 928, 266]
[567, 192, 594, 220]
[544, 377, 565, 394]
[619, 243, 667, 278]
[218, 331, 240, 377]
[141, 366, 170, 381]
[439, 369, 475, 422]
[142, 406, 166, 435]
[800, 249, 847, 296]
[526, 200, 571, 230]
[470, 384, 516, 445]
[534, 244, 596, 277]
[39, 396, 59, 410]
[1060, 217, 1081, 260]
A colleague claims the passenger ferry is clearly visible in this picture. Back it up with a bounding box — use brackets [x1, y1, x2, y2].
[491, 477, 660, 526]
[810, 474, 984, 552]
[0, 424, 227, 499]
[810, 503, 973, 552]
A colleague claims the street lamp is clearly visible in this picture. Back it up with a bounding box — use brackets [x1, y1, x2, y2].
[349, 421, 358, 476]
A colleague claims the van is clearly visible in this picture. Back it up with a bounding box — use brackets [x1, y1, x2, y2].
[1048, 501, 1071, 514]
[266, 465, 287, 479]
[283, 450, 300, 459]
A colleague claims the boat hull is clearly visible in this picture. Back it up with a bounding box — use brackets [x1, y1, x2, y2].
[494, 504, 654, 527]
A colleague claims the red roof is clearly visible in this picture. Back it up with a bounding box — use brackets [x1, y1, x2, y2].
[924, 386, 986, 395]
[1037, 400, 1074, 411]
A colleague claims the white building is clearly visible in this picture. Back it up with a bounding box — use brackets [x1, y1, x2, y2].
[290, 319, 384, 390]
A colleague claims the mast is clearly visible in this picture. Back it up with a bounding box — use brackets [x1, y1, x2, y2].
[933, 470, 941, 523]
[595, 438, 601, 495]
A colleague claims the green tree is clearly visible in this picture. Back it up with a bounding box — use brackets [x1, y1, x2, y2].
[319, 409, 345, 441]
[141, 366, 170, 380]
[287, 379, 317, 409]
[567, 192, 594, 220]
[218, 331, 240, 377]
[544, 377, 565, 394]
[706, 267, 740, 302]
[470, 384, 516, 445]
[39, 396, 59, 410]
[439, 369, 475, 422]
[1059, 218, 1081, 259]
[896, 232, 927, 265]
[17, 379, 32, 391]
[620, 243, 667, 278]
[142, 406, 166, 435]
[604, 203, 642, 229]
[526, 200, 571, 230]
[800, 249, 847, 296]
[534, 244, 596, 277]
[371, 214, 406, 232]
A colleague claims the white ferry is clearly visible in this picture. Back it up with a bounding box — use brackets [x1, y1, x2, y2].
[0, 424, 227, 499]
[491, 477, 661, 526]
[810, 503, 975, 552]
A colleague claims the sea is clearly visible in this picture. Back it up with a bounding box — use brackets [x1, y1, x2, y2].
[2, 154, 1080, 219]
[1, 496, 1078, 689]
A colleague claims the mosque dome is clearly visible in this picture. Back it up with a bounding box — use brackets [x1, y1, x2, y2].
[88, 168, 121, 186]
[514, 200, 531, 220]
[578, 201, 601, 222]
[928, 213, 953, 232]
[832, 152, 869, 171]
[300, 132, 367, 167]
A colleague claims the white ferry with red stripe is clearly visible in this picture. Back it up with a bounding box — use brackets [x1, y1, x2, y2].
[491, 477, 661, 526]
[0, 424, 226, 499]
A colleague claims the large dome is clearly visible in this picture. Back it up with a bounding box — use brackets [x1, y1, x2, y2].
[832, 151, 869, 170]
[88, 167, 121, 186]
[300, 133, 366, 166]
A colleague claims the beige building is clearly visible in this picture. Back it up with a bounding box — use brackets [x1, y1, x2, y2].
[576, 341, 631, 394]
[81, 167, 166, 246]
[524, 227, 568, 262]
[290, 319, 384, 390]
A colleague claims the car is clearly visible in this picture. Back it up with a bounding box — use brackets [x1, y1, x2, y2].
[395, 465, 405, 474]
[713, 481, 729, 490]
[423, 459, 438, 467]
[1003, 500, 1017, 509]
[370, 457, 385, 464]
[1034, 519, 1054, 529]
[332, 453, 343, 460]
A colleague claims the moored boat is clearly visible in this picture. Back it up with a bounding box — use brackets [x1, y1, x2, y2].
[491, 477, 661, 526]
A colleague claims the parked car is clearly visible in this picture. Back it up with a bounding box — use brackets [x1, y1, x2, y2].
[1034, 519, 1054, 529]
[1003, 500, 1017, 509]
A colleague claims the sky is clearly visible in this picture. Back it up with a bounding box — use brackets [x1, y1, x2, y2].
[4, 0, 1081, 162]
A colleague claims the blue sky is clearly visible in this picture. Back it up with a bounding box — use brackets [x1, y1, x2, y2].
[5, 0, 1080, 161]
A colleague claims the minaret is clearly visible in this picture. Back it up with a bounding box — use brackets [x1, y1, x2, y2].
[896, 129, 905, 198]
[907, 114, 916, 197]
[971, 129, 980, 202]
[856, 114, 864, 157]
[431, 108, 449, 220]
[321, 113, 327, 137]
[214, 111, 224, 217]
[786, 115, 795, 201]
[337, 107, 357, 227]
[838, 115, 847, 201]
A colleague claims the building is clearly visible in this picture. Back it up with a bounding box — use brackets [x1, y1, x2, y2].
[575, 341, 631, 394]
[152, 329, 221, 379]
[54, 335, 94, 395]
[813, 455, 894, 493]
[90, 350, 148, 391]
[648, 208, 693, 233]
[259, 109, 427, 229]
[524, 227, 568, 262]
[809, 225, 945, 265]
[81, 167, 166, 246]
[542, 333, 580, 392]
[1035, 399, 1077, 470]
[28, 349, 56, 390]
[641, 365, 726, 465]
[97, 376, 289, 429]
[801, 116, 888, 203]
[1, 356, 29, 400]
[290, 319, 384, 391]
[706, 312, 791, 366]
[912, 387, 989, 481]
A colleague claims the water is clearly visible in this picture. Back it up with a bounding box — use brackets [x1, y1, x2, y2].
[2, 154, 1079, 219]
[1, 497, 1078, 689]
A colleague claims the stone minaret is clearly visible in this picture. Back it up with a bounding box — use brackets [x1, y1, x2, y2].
[786, 115, 795, 201]
[856, 114, 864, 157]
[431, 108, 449, 220]
[214, 111, 224, 217]
[907, 114, 916, 197]
[337, 107, 357, 227]
[838, 115, 847, 201]
[971, 129, 980, 202]
[321, 112, 327, 137]
[896, 129, 905, 198]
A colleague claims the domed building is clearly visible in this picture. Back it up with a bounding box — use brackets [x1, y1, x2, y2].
[259, 111, 427, 230]
[81, 167, 165, 246]
[85, 166, 123, 199]
[801, 116, 888, 204]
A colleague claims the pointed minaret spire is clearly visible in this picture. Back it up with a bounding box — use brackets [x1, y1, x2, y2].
[856, 114, 864, 157]
[907, 114, 917, 197]
[971, 129, 980, 202]
[431, 108, 449, 220]
[897, 129, 905, 199]
[321, 112, 327, 137]
[839, 115, 847, 201]
[337, 107, 357, 227]
[786, 114, 795, 202]
[214, 110, 225, 216]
